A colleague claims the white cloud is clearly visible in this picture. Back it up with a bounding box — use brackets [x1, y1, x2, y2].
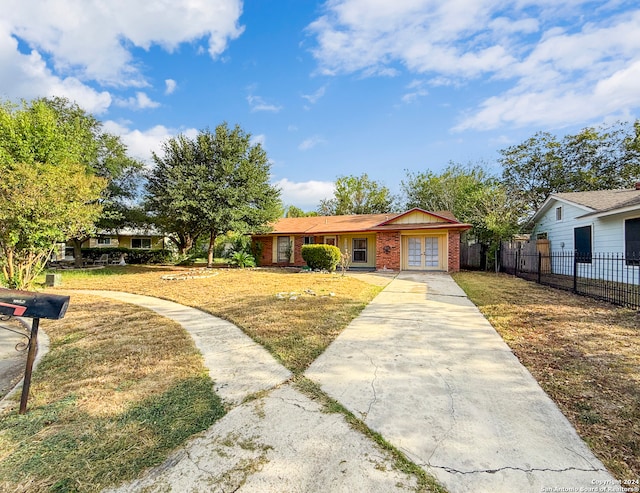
[247, 94, 282, 113]
[302, 86, 326, 104]
[164, 79, 177, 95]
[298, 135, 326, 151]
[401, 79, 428, 103]
[274, 178, 335, 210]
[0, 0, 243, 111]
[103, 120, 198, 163]
[250, 134, 267, 147]
[308, 1, 640, 129]
[0, 20, 112, 113]
[115, 91, 160, 110]
[3, 0, 244, 85]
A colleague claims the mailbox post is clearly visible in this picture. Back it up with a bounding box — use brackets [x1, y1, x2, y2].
[0, 289, 70, 414]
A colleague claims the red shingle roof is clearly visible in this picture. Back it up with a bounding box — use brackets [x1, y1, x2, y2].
[261, 209, 470, 235]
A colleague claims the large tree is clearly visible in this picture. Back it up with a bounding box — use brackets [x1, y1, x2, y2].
[0, 99, 106, 288]
[145, 124, 282, 266]
[145, 134, 205, 255]
[499, 121, 640, 215]
[38, 97, 143, 266]
[402, 163, 523, 250]
[318, 173, 395, 215]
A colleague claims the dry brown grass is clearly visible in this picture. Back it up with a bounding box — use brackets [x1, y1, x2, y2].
[56, 266, 383, 374]
[0, 292, 224, 492]
[453, 271, 640, 481]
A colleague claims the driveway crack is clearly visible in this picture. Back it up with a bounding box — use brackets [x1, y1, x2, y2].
[426, 464, 605, 475]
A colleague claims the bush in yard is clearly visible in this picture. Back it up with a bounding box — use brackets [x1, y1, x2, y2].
[230, 251, 256, 268]
[301, 244, 341, 271]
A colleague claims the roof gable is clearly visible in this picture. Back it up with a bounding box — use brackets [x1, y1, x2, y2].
[379, 208, 458, 226]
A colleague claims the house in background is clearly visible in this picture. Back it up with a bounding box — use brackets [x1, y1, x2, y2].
[531, 186, 640, 260]
[252, 208, 472, 272]
[57, 227, 167, 260]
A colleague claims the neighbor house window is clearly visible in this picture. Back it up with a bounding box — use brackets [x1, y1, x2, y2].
[131, 238, 151, 249]
[352, 238, 367, 263]
[625, 218, 640, 265]
[574, 225, 592, 263]
[97, 237, 111, 245]
[555, 206, 562, 221]
[303, 236, 314, 245]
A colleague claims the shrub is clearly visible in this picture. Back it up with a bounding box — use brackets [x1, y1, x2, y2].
[230, 251, 256, 268]
[81, 247, 174, 265]
[301, 244, 341, 271]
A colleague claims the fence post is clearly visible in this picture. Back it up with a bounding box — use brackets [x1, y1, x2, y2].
[573, 251, 578, 293]
[515, 249, 520, 276]
[537, 251, 542, 283]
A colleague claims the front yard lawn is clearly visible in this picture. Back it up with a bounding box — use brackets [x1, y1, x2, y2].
[453, 271, 640, 481]
[0, 266, 385, 492]
[0, 293, 224, 492]
[56, 266, 383, 374]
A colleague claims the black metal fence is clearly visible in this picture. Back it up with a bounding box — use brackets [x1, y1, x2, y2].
[500, 248, 640, 310]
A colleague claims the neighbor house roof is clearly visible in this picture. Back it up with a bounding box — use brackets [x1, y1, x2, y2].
[259, 208, 471, 236]
[532, 187, 640, 222]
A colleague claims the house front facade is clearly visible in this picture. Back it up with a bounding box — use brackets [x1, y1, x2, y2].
[530, 186, 640, 281]
[252, 208, 472, 272]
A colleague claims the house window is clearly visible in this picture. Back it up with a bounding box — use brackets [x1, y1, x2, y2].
[574, 226, 592, 263]
[556, 206, 563, 221]
[304, 236, 314, 245]
[131, 238, 151, 249]
[277, 237, 291, 262]
[97, 237, 111, 245]
[625, 218, 640, 265]
[536, 232, 548, 240]
[352, 238, 367, 263]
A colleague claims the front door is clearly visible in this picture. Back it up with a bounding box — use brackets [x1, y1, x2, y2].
[405, 236, 442, 270]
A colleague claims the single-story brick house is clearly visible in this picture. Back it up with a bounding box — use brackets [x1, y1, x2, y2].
[252, 208, 472, 272]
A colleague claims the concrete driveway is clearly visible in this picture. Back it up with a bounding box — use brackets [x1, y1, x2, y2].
[306, 272, 614, 493]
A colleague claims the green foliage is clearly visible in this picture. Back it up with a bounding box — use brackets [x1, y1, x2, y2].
[80, 248, 174, 265]
[499, 121, 640, 214]
[301, 244, 341, 271]
[402, 163, 523, 251]
[145, 123, 282, 266]
[230, 251, 256, 268]
[318, 173, 395, 215]
[285, 205, 318, 217]
[0, 100, 108, 288]
[251, 240, 264, 266]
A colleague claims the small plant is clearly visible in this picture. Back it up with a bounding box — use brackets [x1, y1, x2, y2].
[339, 249, 352, 276]
[230, 251, 256, 268]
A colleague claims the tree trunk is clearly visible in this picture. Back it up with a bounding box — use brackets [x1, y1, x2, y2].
[207, 231, 215, 268]
[73, 238, 85, 268]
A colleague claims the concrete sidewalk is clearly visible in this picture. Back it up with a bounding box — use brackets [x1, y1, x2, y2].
[74, 291, 426, 493]
[306, 272, 614, 493]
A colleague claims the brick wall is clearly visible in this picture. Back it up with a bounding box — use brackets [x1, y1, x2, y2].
[448, 231, 461, 272]
[255, 236, 273, 266]
[376, 232, 400, 270]
[294, 236, 305, 265]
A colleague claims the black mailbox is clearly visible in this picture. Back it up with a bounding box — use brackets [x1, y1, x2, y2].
[0, 289, 70, 320]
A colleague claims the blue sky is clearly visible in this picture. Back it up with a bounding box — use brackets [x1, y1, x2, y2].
[2, 1, 639, 210]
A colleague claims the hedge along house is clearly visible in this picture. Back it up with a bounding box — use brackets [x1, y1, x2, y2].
[252, 208, 472, 272]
